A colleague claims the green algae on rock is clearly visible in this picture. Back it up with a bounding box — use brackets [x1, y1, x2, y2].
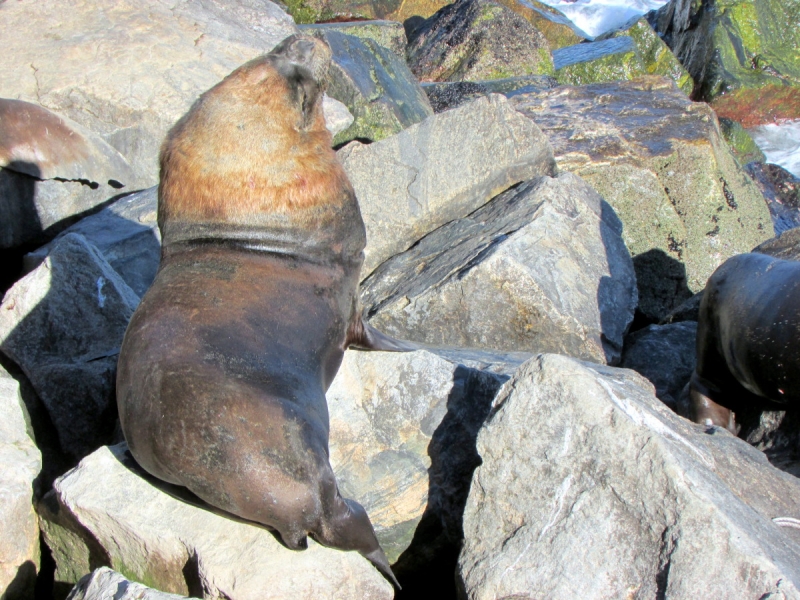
[407, 0, 554, 82]
[597, 16, 694, 94]
[510, 76, 772, 322]
[648, 0, 800, 126]
[309, 29, 433, 145]
[553, 37, 646, 86]
[493, 0, 589, 49]
[299, 20, 407, 58]
[719, 117, 767, 165]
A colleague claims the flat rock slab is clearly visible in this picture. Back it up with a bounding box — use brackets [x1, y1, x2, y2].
[67, 568, 196, 600]
[0, 233, 140, 459]
[422, 76, 558, 113]
[510, 76, 772, 321]
[0, 0, 297, 186]
[458, 354, 800, 599]
[0, 365, 41, 600]
[24, 187, 160, 298]
[339, 94, 556, 276]
[361, 173, 637, 364]
[40, 444, 393, 600]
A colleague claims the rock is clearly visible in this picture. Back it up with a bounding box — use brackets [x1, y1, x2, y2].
[596, 16, 694, 94]
[0, 99, 138, 249]
[648, 0, 800, 127]
[553, 37, 647, 86]
[511, 76, 773, 322]
[492, 0, 588, 49]
[422, 76, 558, 113]
[322, 94, 355, 138]
[719, 118, 766, 166]
[746, 162, 800, 235]
[659, 291, 704, 325]
[0, 365, 41, 600]
[458, 354, 800, 599]
[327, 348, 518, 593]
[23, 187, 160, 298]
[299, 21, 407, 58]
[620, 321, 697, 411]
[740, 411, 800, 479]
[361, 174, 637, 365]
[754, 225, 800, 262]
[39, 444, 393, 600]
[0, 0, 298, 186]
[339, 94, 556, 276]
[309, 30, 433, 145]
[67, 568, 195, 600]
[0, 233, 139, 459]
[406, 0, 554, 83]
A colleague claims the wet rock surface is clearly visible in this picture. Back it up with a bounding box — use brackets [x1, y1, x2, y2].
[510, 76, 772, 322]
[746, 162, 800, 235]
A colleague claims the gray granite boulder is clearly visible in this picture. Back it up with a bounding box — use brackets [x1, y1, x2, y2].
[0, 365, 41, 600]
[299, 21, 407, 59]
[339, 94, 556, 276]
[39, 444, 393, 600]
[24, 187, 160, 298]
[458, 354, 800, 599]
[0, 0, 298, 186]
[406, 0, 554, 82]
[0, 233, 139, 459]
[511, 77, 772, 322]
[67, 568, 196, 600]
[620, 321, 697, 411]
[310, 30, 433, 145]
[361, 174, 637, 364]
[327, 348, 520, 592]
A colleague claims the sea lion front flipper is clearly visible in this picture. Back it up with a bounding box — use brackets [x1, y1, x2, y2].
[688, 371, 738, 434]
[346, 314, 419, 352]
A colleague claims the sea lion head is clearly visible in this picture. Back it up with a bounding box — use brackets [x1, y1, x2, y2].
[157, 35, 351, 234]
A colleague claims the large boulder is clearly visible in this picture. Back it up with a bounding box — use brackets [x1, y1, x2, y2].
[406, 0, 554, 82]
[510, 76, 772, 322]
[0, 99, 138, 249]
[0, 0, 298, 186]
[361, 174, 638, 365]
[745, 162, 800, 235]
[23, 187, 160, 298]
[0, 365, 41, 600]
[648, 0, 800, 126]
[422, 76, 558, 113]
[492, 0, 588, 49]
[327, 348, 518, 593]
[308, 30, 434, 145]
[338, 94, 556, 276]
[299, 21, 407, 59]
[67, 568, 195, 600]
[458, 354, 800, 599]
[0, 233, 140, 459]
[553, 37, 648, 86]
[39, 444, 393, 600]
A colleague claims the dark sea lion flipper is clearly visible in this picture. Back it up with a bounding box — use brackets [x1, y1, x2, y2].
[346, 314, 419, 352]
[688, 371, 738, 434]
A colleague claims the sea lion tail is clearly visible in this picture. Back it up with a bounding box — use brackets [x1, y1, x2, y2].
[347, 315, 419, 352]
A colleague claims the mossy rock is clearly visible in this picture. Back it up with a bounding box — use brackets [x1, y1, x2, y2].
[554, 37, 646, 86]
[493, 0, 589, 49]
[649, 0, 800, 125]
[719, 117, 767, 165]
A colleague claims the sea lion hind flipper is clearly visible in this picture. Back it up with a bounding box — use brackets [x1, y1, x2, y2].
[346, 314, 419, 352]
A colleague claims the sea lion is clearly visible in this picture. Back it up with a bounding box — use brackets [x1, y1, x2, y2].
[116, 35, 408, 586]
[689, 252, 800, 433]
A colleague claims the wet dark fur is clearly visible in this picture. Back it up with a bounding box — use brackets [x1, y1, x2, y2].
[117, 35, 406, 587]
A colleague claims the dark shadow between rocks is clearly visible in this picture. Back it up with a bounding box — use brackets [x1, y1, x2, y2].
[392, 366, 506, 599]
[1, 161, 42, 294]
[630, 248, 693, 331]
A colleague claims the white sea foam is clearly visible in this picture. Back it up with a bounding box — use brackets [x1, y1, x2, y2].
[748, 120, 800, 178]
[538, 0, 669, 38]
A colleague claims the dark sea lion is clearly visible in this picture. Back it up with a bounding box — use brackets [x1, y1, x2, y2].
[689, 252, 800, 433]
[116, 35, 408, 586]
